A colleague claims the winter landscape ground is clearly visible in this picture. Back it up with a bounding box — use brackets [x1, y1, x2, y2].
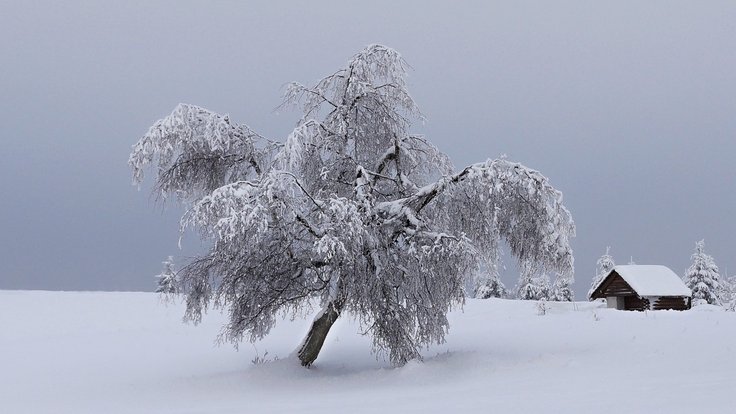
[2, 290, 734, 413]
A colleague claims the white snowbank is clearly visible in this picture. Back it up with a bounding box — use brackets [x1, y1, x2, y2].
[1, 291, 734, 413]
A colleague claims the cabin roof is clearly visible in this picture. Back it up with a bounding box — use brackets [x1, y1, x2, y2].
[611, 265, 691, 297]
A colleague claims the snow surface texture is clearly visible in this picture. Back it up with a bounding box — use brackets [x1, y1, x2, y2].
[3, 291, 734, 414]
[613, 265, 692, 297]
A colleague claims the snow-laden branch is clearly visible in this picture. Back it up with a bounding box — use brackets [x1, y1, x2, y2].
[129, 103, 277, 202]
[377, 158, 575, 276]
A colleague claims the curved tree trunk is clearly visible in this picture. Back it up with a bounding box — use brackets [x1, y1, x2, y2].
[296, 300, 344, 367]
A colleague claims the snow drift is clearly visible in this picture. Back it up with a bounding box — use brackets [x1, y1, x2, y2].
[1, 290, 734, 413]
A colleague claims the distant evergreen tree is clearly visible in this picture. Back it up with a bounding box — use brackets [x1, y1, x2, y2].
[683, 240, 722, 305]
[475, 276, 507, 299]
[155, 256, 178, 295]
[724, 275, 736, 311]
[718, 273, 732, 306]
[550, 273, 574, 302]
[517, 268, 550, 301]
[588, 247, 615, 299]
[516, 266, 537, 300]
[534, 273, 551, 300]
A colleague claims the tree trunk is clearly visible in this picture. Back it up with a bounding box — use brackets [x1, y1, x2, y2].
[296, 300, 343, 367]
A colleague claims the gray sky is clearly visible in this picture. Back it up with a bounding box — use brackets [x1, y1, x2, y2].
[1, 1, 735, 297]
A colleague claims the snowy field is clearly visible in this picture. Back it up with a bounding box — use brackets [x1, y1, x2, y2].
[2, 291, 734, 413]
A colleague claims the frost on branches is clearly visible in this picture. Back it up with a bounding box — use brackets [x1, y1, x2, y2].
[129, 45, 575, 368]
[588, 246, 615, 299]
[474, 209, 507, 299]
[683, 240, 722, 305]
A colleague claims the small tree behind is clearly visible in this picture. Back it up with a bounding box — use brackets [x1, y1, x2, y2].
[550, 273, 574, 302]
[534, 273, 551, 301]
[683, 240, 722, 305]
[726, 275, 736, 311]
[588, 246, 615, 299]
[155, 256, 178, 296]
[517, 266, 538, 300]
[517, 268, 551, 301]
[475, 276, 507, 299]
[474, 208, 507, 299]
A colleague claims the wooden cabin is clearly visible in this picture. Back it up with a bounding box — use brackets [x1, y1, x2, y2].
[589, 265, 691, 311]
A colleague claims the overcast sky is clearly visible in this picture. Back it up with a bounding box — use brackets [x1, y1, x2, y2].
[1, 1, 735, 297]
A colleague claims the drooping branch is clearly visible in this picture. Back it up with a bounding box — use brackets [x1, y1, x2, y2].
[376, 158, 575, 276]
[129, 103, 277, 202]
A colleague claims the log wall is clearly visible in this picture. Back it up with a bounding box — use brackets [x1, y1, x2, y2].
[624, 296, 650, 311]
[592, 272, 636, 299]
[652, 296, 690, 311]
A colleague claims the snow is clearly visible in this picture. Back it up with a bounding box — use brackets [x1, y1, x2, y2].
[3, 290, 735, 413]
[613, 265, 692, 297]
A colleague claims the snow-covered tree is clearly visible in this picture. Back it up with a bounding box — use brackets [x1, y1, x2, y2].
[129, 45, 575, 367]
[475, 276, 507, 299]
[726, 274, 736, 311]
[517, 268, 551, 301]
[155, 256, 178, 297]
[536, 298, 548, 315]
[534, 273, 551, 301]
[718, 272, 733, 305]
[516, 266, 537, 300]
[588, 246, 615, 299]
[683, 240, 722, 305]
[550, 273, 574, 302]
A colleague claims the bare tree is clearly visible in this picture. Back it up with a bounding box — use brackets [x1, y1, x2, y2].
[129, 45, 575, 367]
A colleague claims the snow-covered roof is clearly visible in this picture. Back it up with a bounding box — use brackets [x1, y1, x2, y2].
[611, 265, 691, 297]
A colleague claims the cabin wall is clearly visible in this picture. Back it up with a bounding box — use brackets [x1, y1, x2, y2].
[650, 296, 690, 311]
[624, 296, 650, 311]
[605, 295, 690, 311]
